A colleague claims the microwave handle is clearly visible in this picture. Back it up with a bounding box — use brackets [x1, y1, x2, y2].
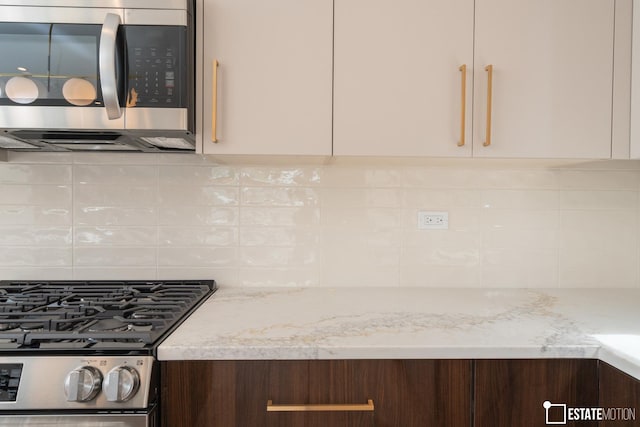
[99, 13, 123, 120]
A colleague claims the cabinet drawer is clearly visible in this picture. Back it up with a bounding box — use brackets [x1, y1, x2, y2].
[161, 359, 471, 427]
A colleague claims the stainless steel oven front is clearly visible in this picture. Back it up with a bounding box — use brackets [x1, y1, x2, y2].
[0, 356, 158, 427]
[0, 414, 155, 427]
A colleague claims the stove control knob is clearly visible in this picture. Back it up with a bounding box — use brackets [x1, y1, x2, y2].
[64, 366, 103, 402]
[103, 366, 140, 402]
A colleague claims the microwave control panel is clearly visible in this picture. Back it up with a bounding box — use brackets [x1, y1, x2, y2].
[0, 364, 22, 402]
[126, 26, 187, 108]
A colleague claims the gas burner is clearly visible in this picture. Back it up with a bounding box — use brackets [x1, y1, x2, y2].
[86, 318, 130, 333]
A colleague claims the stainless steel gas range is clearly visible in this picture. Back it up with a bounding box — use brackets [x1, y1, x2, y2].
[0, 280, 216, 427]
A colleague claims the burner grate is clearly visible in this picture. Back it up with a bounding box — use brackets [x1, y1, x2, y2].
[0, 280, 215, 351]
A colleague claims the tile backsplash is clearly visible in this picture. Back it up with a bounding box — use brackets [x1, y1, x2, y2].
[1, 152, 639, 288]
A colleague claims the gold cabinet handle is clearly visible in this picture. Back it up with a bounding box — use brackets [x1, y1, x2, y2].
[484, 64, 493, 147]
[266, 399, 374, 412]
[458, 64, 467, 147]
[212, 60, 219, 143]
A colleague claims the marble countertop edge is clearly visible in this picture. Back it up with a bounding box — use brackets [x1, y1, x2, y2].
[157, 287, 640, 380]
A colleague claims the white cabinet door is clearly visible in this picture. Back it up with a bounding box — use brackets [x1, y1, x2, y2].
[631, 0, 640, 158]
[201, 0, 333, 155]
[473, 0, 615, 158]
[333, 0, 474, 157]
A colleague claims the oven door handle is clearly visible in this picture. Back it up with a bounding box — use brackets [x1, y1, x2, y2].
[99, 13, 123, 120]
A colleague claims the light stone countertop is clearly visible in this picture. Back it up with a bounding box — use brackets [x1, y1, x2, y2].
[157, 287, 640, 380]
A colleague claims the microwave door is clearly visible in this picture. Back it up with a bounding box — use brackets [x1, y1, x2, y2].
[0, 7, 126, 130]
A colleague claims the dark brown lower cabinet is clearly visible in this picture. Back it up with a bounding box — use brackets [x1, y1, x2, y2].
[161, 359, 472, 427]
[162, 358, 640, 427]
[474, 359, 599, 427]
[599, 361, 640, 427]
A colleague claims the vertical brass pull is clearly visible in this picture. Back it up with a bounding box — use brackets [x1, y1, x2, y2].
[212, 60, 219, 143]
[484, 64, 493, 147]
[458, 64, 467, 147]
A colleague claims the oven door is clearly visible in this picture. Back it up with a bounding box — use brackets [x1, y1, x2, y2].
[0, 413, 154, 427]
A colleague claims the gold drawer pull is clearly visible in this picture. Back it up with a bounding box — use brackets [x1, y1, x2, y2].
[266, 399, 374, 412]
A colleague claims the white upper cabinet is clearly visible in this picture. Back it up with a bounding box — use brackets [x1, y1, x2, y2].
[333, 0, 474, 157]
[473, 0, 615, 158]
[334, 0, 616, 159]
[200, 0, 333, 155]
[631, 0, 640, 158]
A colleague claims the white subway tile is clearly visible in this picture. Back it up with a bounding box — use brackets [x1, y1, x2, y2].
[158, 187, 239, 206]
[324, 229, 402, 248]
[321, 167, 402, 188]
[74, 227, 158, 246]
[401, 246, 480, 268]
[481, 209, 559, 231]
[0, 267, 73, 280]
[74, 165, 157, 185]
[322, 241, 400, 282]
[474, 169, 558, 190]
[157, 247, 237, 267]
[483, 229, 558, 250]
[321, 207, 403, 228]
[320, 188, 403, 209]
[0, 185, 71, 206]
[239, 268, 320, 287]
[157, 267, 238, 285]
[241, 167, 321, 186]
[402, 168, 478, 189]
[159, 227, 237, 246]
[559, 191, 638, 210]
[0, 164, 71, 184]
[158, 206, 238, 226]
[74, 185, 157, 206]
[240, 247, 318, 268]
[240, 227, 319, 247]
[0, 206, 71, 226]
[480, 190, 559, 210]
[7, 152, 73, 164]
[559, 248, 639, 288]
[241, 187, 319, 207]
[72, 152, 158, 165]
[74, 247, 156, 267]
[403, 230, 481, 249]
[157, 153, 218, 165]
[159, 165, 238, 185]
[399, 265, 481, 287]
[402, 189, 484, 209]
[240, 207, 320, 226]
[0, 226, 71, 246]
[481, 248, 558, 288]
[72, 268, 158, 281]
[75, 206, 157, 226]
[557, 170, 640, 190]
[321, 265, 399, 287]
[560, 210, 637, 232]
[0, 157, 637, 289]
[0, 247, 72, 266]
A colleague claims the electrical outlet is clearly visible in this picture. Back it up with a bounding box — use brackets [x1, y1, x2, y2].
[417, 211, 449, 230]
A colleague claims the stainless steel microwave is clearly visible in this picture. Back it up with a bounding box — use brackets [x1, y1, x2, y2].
[0, 0, 195, 152]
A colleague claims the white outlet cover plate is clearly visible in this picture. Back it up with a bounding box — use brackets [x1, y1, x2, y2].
[417, 211, 449, 230]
